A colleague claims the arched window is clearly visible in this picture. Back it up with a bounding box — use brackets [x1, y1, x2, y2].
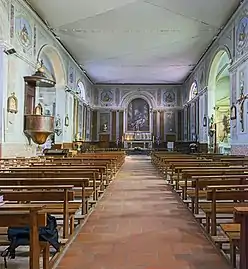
[189, 81, 198, 101]
[77, 80, 86, 101]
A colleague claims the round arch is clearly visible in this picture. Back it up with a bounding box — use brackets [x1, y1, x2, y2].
[37, 44, 66, 87]
[207, 46, 232, 153]
[120, 91, 156, 109]
[77, 80, 86, 101]
[188, 80, 198, 102]
[207, 47, 231, 116]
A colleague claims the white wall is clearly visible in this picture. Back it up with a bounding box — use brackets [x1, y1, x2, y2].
[0, 0, 94, 157]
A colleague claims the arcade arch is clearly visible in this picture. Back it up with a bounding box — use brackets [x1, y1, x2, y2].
[207, 48, 231, 153]
[35, 45, 66, 144]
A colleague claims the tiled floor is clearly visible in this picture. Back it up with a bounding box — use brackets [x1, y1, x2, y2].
[56, 156, 232, 269]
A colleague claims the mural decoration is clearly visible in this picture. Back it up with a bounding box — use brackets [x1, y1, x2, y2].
[163, 90, 176, 106]
[33, 24, 37, 56]
[237, 16, 248, 52]
[189, 81, 198, 101]
[15, 16, 32, 48]
[115, 88, 120, 105]
[127, 98, 149, 131]
[157, 89, 161, 106]
[10, 4, 15, 39]
[68, 66, 75, 88]
[100, 89, 114, 106]
[164, 112, 176, 133]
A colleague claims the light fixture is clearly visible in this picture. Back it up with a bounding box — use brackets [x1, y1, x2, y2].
[230, 103, 237, 120]
[203, 115, 207, 127]
[4, 48, 16, 55]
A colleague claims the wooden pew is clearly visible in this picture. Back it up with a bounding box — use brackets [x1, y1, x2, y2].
[206, 185, 248, 236]
[171, 162, 230, 190]
[234, 207, 248, 269]
[1, 169, 95, 205]
[0, 185, 74, 238]
[0, 204, 46, 269]
[180, 168, 248, 199]
[0, 177, 88, 216]
[189, 175, 248, 214]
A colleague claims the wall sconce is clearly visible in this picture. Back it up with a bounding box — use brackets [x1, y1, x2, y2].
[203, 115, 207, 127]
[230, 103, 237, 120]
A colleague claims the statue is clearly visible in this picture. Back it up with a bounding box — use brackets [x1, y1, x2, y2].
[237, 91, 248, 132]
[102, 123, 108, 132]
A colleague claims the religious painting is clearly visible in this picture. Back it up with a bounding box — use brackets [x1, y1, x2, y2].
[237, 16, 248, 51]
[127, 98, 149, 131]
[68, 66, 76, 89]
[164, 112, 176, 133]
[7, 93, 18, 114]
[191, 102, 196, 134]
[100, 113, 110, 132]
[100, 90, 113, 104]
[15, 16, 32, 48]
[78, 104, 83, 136]
[163, 90, 176, 106]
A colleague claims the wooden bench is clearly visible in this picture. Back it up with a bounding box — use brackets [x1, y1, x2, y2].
[0, 177, 88, 215]
[0, 185, 74, 238]
[233, 207, 248, 269]
[189, 175, 248, 214]
[206, 185, 248, 236]
[0, 204, 46, 269]
[6, 167, 100, 201]
[181, 168, 248, 199]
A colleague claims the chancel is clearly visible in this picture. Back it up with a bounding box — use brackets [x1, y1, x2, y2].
[2, 1, 248, 269]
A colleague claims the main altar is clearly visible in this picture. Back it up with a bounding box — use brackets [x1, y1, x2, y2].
[123, 132, 153, 149]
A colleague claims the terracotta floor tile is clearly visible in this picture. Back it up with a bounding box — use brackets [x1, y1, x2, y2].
[56, 156, 232, 269]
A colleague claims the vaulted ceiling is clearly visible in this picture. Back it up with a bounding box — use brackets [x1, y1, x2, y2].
[27, 0, 240, 84]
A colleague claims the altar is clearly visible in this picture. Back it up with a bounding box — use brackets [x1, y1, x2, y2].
[123, 132, 153, 149]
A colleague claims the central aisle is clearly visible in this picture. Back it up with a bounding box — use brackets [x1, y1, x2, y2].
[57, 156, 231, 269]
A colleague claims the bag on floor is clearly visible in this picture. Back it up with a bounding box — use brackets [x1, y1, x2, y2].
[1, 214, 61, 268]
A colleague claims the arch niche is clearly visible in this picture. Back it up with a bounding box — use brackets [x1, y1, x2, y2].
[35, 45, 66, 144]
[207, 48, 231, 154]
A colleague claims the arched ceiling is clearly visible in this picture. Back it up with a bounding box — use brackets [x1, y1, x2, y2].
[27, 0, 239, 84]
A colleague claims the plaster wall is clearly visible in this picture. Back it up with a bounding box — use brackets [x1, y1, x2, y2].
[182, 0, 248, 154]
[0, 0, 94, 157]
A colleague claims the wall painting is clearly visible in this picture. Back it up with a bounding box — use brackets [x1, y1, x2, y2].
[127, 98, 149, 131]
[15, 16, 32, 51]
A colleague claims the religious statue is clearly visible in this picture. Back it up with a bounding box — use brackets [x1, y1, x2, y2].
[237, 91, 248, 132]
[34, 103, 43, 115]
[102, 123, 108, 132]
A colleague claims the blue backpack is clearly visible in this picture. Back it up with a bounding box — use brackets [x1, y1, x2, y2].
[1, 214, 61, 268]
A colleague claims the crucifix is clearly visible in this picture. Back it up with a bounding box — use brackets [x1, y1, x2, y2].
[237, 90, 248, 132]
